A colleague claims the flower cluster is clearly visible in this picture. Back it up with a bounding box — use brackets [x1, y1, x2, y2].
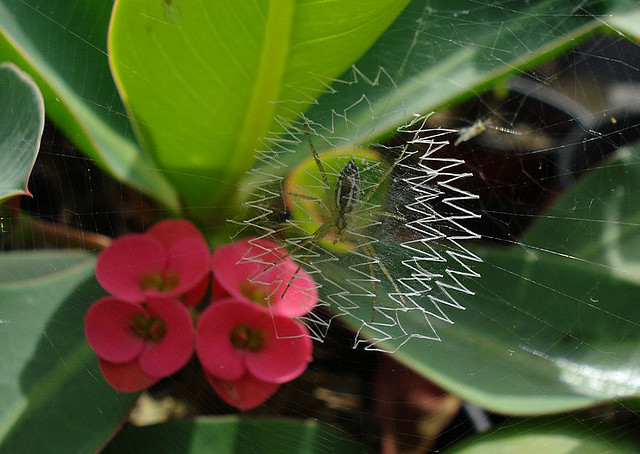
[84, 220, 317, 410]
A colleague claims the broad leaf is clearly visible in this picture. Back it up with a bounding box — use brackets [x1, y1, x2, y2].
[608, 8, 640, 39]
[447, 417, 640, 453]
[0, 0, 179, 210]
[0, 63, 43, 202]
[0, 251, 137, 453]
[237, 0, 640, 415]
[273, 0, 640, 163]
[108, 0, 409, 220]
[104, 417, 370, 454]
[347, 144, 640, 415]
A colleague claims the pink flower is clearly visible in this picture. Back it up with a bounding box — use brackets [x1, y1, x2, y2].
[205, 372, 280, 411]
[85, 297, 194, 392]
[96, 219, 210, 303]
[98, 359, 160, 393]
[196, 299, 313, 385]
[212, 237, 318, 317]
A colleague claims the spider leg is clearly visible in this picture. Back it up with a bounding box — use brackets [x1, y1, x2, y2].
[303, 122, 330, 190]
[259, 219, 329, 274]
[376, 252, 406, 308]
[362, 242, 378, 321]
[272, 123, 338, 300]
[285, 191, 323, 202]
[280, 240, 318, 299]
[278, 220, 334, 298]
[378, 211, 406, 222]
[361, 241, 407, 322]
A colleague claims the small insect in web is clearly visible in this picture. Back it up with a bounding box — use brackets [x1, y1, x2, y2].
[277, 123, 410, 321]
[453, 118, 520, 146]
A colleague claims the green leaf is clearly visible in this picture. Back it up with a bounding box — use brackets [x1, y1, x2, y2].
[0, 251, 137, 454]
[447, 417, 640, 453]
[607, 8, 640, 39]
[292, 0, 640, 150]
[104, 417, 371, 454]
[108, 0, 409, 220]
[243, 0, 640, 416]
[0, 62, 43, 202]
[0, 0, 179, 210]
[344, 144, 640, 415]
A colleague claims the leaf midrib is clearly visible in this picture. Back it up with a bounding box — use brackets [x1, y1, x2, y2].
[229, 0, 295, 176]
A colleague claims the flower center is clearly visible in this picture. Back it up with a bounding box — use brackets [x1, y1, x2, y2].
[239, 281, 272, 306]
[139, 270, 179, 292]
[230, 324, 265, 352]
[129, 314, 167, 342]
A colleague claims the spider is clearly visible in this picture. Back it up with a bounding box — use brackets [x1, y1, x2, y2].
[276, 123, 409, 321]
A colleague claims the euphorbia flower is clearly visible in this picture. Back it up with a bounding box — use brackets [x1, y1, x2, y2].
[212, 237, 318, 317]
[196, 299, 312, 385]
[85, 297, 194, 392]
[96, 219, 210, 303]
[205, 372, 280, 411]
[146, 220, 211, 306]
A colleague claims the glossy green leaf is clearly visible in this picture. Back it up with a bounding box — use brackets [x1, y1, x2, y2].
[447, 417, 640, 453]
[0, 62, 43, 202]
[0, 251, 137, 453]
[0, 0, 179, 210]
[333, 144, 640, 415]
[277, 0, 640, 158]
[108, 0, 409, 220]
[243, 0, 640, 415]
[104, 417, 370, 454]
[608, 8, 640, 39]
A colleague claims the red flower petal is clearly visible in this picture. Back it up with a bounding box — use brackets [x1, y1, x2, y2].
[182, 272, 210, 307]
[268, 260, 319, 318]
[153, 236, 211, 298]
[212, 237, 317, 316]
[99, 358, 159, 392]
[245, 316, 313, 384]
[137, 298, 195, 378]
[96, 234, 167, 302]
[211, 274, 231, 300]
[212, 238, 284, 301]
[85, 297, 145, 363]
[205, 371, 279, 411]
[146, 219, 212, 299]
[195, 299, 267, 381]
[147, 219, 204, 248]
[197, 299, 312, 384]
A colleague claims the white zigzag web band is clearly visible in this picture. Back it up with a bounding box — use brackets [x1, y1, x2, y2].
[233, 73, 482, 352]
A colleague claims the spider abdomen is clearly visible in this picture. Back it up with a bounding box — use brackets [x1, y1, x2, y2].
[334, 160, 361, 216]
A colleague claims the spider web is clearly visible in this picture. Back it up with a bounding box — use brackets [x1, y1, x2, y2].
[234, 72, 482, 351]
[4, 1, 640, 452]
